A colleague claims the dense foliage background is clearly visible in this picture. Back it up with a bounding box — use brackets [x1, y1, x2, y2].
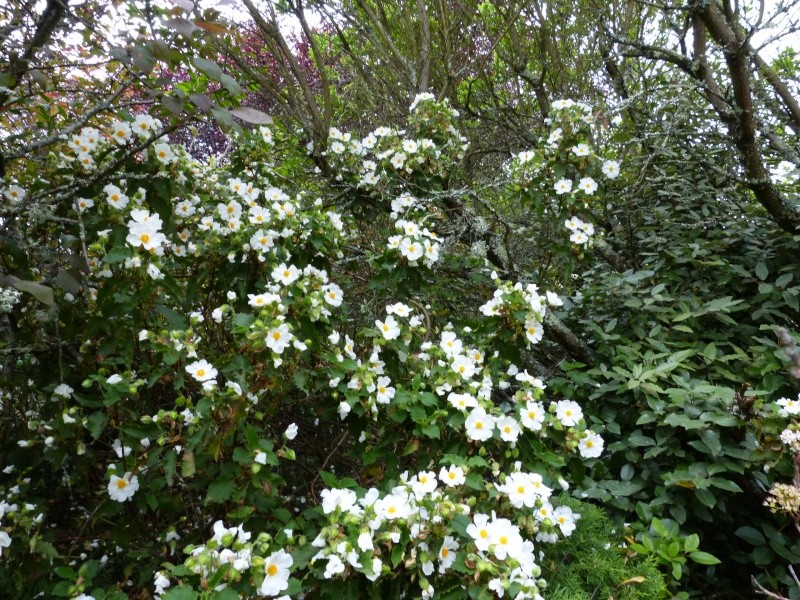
[1, 0, 800, 598]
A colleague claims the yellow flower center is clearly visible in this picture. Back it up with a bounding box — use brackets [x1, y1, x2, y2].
[475, 422, 483, 430]
[267, 564, 278, 576]
[140, 234, 150, 244]
[116, 479, 128, 489]
[441, 548, 449, 558]
[196, 369, 205, 378]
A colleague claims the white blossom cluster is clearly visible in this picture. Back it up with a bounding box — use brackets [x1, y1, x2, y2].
[0, 287, 22, 314]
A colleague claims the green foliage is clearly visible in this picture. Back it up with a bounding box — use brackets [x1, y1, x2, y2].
[543, 498, 668, 600]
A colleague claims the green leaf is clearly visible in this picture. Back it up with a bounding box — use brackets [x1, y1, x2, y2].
[465, 473, 484, 490]
[54, 269, 81, 295]
[164, 449, 177, 487]
[391, 544, 404, 568]
[181, 450, 196, 478]
[156, 305, 188, 331]
[755, 262, 769, 280]
[220, 74, 244, 95]
[735, 526, 765, 545]
[684, 534, 700, 552]
[699, 430, 722, 457]
[708, 477, 742, 493]
[8, 277, 54, 306]
[162, 94, 184, 117]
[212, 107, 235, 130]
[163, 587, 199, 600]
[689, 551, 721, 565]
[422, 424, 440, 439]
[695, 488, 716, 508]
[164, 17, 200, 37]
[207, 476, 235, 503]
[132, 43, 156, 73]
[193, 57, 222, 81]
[86, 411, 108, 440]
[230, 106, 273, 124]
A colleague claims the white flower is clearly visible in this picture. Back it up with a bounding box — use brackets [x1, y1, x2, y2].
[399, 237, 424, 261]
[53, 383, 74, 398]
[777, 397, 800, 417]
[108, 472, 139, 502]
[553, 505, 579, 536]
[579, 431, 604, 458]
[386, 302, 412, 317]
[412, 470, 438, 498]
[402, 139, 418, 154]
[440, 331, 463, 357]
[153, 143, 176, 164]
[75, 197, 94, 212]
[3, 185, 25, 202]
[357, 531, 374, 552]
[285, 423, 298, 440]
[578, 177, 598, 195]
[467, 513, 492, 552]
[546, 291, 563, 306]
[465, 407, 495, 442]
[266, 323, 294, 354]
[489, 517, 524, 560]
[571, 143, 591, 157]
[524, 319, 544, 344]
[554, 399, 583, 426]
[272, 263, 301, 286]
[602, 159, 620, 179]
[259, 549, 293, 595]
[554, 178, 572, 195]
[338, 401, 352, 420]
[448, 392, 478, 412]
[106, 374, 123, 385]
[375, 376, 395, 404]
[324, 555, 345, 579]
[496, 416, 521, 443]
[185, 360, 218, 382]
[375, 493, 412, 520]
[109, 120, 131, 144]
[0, 532, 9, 549]
[322, 283, 344, 307]
[255, 451, 268, 465]
[439, 465, 465, 487]
[390, 152, 407, 169]
[520, 401, 545, 431]
[376, 315, 401, 340]
[452, 355, 476, 379]
[104, 184, 129, 209]
[249, 292, 281, 308]
[570, 230, 589, 245]
[321, 488, 358, 514]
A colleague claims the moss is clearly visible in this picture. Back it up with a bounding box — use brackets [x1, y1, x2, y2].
[542, 497, 668, 600]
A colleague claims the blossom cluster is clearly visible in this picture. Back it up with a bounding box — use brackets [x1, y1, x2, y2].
[63, 115, 163, 172]
[507, 99, 621, 248]
[479, 276, 560, 346]
[304, 463, 570, 599]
